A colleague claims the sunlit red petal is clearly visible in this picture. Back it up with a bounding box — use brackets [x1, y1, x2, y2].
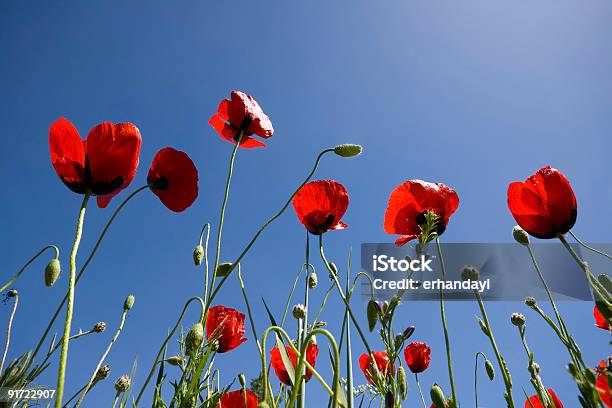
[215, 389, 258, 408]
[147, 147, 199, 212]
[524, 389, 564, 408]
[292, 180, 349, 234]
[270, 344, 319, 386]
[49, 118, 86, 193]
[595, 304, 611, 331]
[358, 352, 394, 385]
[404, 342, 431, 373]
[596, 374, 612, 407]
[205, 305, 247, 353]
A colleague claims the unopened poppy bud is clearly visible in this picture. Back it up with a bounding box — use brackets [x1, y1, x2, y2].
[92, 322, 106, 333]
[430, 384, 447, 408]
[477, 317, 489, 336]
[123, 294, 135, 311]
[511, 312, 526, 327]
[308, 272, 318, 288]
[512, 226, 530, 246]
[238, 373, 247, 388]
[166, 356, 184, 366]
[528, 362, 540, 376]
[114, 375, 131, 392]
[333, 144, 363, 158]
[461, 265, 479, 281]
[524, 296, 537, 307]
[402, 326, 416, 340]
[95, 364, 110, 381]
[292, 304, 307, 320]
[45, 258, 61, 287]
[329, 262, 338, 277]
[193, 245, 204, 266]
[215, 262, 233, 277]
[257, 402, 270, 408]
[186, 322, 204, 356]
[7, 289, 17, 298]
[389, 296, 401, 309]
[485, 360, 495, 381]
[397, 366, 408, 400]
[208, 338, 220, 352]
[367, 300, 379, 332]
[385, 390, 394, 408]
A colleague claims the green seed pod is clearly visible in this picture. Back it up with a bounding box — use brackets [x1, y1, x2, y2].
[329, 262, 338, 277]
[114, 375, 131, 392]
[95, 364, 111, 381]
[397, 366, 408, 400]
[7, 289, 17, 298]
[186, 322, 204, 356]
[524, 296, 537, 307]
[238, 373, 247, 388]
[512, 226, 530, 246]
[430, 384, 447, 408]
[333, 144, 363, 158]
[461, 265, 479, 281]
[292, 304, 307, 320]
[485, 359, 495, 381]
[193, 245, 204, 266]
[123, 294, 135, 311]
[215, 262, 233, 277]
[166, 356, 184, 366]
[367, 300, 379, 332]
[308, 272, 318, 289]
[92, 322, 107, 333]
[45, 258, 61, 287]
[511, 312, 526, 327]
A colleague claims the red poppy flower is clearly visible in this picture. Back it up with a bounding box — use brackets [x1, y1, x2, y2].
[209, 90, 274, 148]
[147, 147, 199, 212]
[597, 373, 612, 407]
[508, 166, 577, 239]
[594, 304, 611, 331]
[49, 118, 141, 208]
[358, 352, 395, 385]
[524, 388, 564, 408]
[270, 343, 319, 385]
[292, 180, 349, 234]
[404, 341, 431, 374]
[205, 305, 247, 353]
[384, 180, 459, 246]
[215, 389, 258, 408]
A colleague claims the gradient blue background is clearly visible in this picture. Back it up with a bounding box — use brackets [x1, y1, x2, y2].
[1, 1, 611, 407]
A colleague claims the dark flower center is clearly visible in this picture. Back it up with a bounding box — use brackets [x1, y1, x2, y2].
[415, 210, 446, 236]
[149, 176, 169, 190]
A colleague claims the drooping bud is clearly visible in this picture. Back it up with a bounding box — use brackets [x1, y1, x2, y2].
[166, 356, 184, 366]
[461, 265, 479, 281]
[430, 384, 447, 408]
[45, 258, 61, 287]
[512, 226, 530, 246]
[397, 366, 408, 400]
[528, 362, 540, 376]
[95, 364, 110, 381]
[215, 262, 233, 277]
[239, 373, 247, 388]
[186, 322, 204, 356]
[511, 312, 526, 327]
[485, 360, 495, 381]
[193, 245, 204, 266]
[524, 296, 537, 307]
[402, 326, 416, 340]
[92, 322, 107, 333]
[385, 390, 394, 408]
[367, 300, 379, 332]
[477, 317, 489, 336]
[333, 144, 363, 158]
[7, 289, 17, 298]
[123, 294, 135, 311]
[329, 262, 338, 277]
[114, 375, 131, 393]
[292, 304, 307, 320]
[308, 272, 318, 289]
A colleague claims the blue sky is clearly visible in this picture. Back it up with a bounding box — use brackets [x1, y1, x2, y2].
[1, 1, 611, 407]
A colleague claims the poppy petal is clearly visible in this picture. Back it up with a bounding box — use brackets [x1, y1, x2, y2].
[292, 180, 349, 234]
[147, 147, 199, 212]
[215, 389, 259, 408]
[49, 118, 86, 193]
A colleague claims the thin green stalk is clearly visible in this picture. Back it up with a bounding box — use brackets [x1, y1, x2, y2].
[62, 383, 88, 408]
[237, 264, 261, 351]
[415, 373, 427, 408]
[38, 328, 100, 371]
[311, 282, 334, 325]
[569, 230, 612, 262]
[517, 326, 551, 408]
[55, 193, 90, 408]
[435, 237, 457, 407]
[299, 233, 310, 408]
[32, 185, 149, 364]
[75, 306, 129, 407]
[0, 291, 18, 374]
[1, 245, 59, 293]
[345, 250, 354, 408]
[199, 223, 211, 303]
[134, 296, 205, 405]
[282, 263, 310, 327]
[474, 352, 486, 408]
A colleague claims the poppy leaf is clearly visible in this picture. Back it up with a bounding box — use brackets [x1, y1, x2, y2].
[261, 297, 296, 386]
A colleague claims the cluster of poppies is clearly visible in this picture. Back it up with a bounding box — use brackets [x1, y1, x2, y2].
[358, 342, 432, 385]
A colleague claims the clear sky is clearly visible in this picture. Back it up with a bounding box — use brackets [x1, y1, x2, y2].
[1, 1, 611, 407]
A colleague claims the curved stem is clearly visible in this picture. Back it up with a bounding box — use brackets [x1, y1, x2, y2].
[199, 223, 211, 303]
[55, 193, 90, 408]
[32, 185, 148, 363]
[134, 296, 205, 405]
[1, 245, 59, 293]
[435, 237, 457, 406]
[569, 230, 612, 262]
[0, 292, 18, 374]
[474, 352, 486, 408]
[415, 373, 427, 408]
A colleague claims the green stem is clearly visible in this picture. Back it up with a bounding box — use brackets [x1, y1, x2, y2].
[38, 328, 99, 371]
[474, 352, 486, 408]
[237, 264, 261, 351]
[345, 250, 354, 408]
[517, 326, 551, 408]
[282, 263, 310, 327]
[54, 193, 90, 408]
[199, 223, 211, 303]
[75, 307, 129, 408]
[1, 245, 59, 293]
[62, 383, 88, 408]
[0, 292, 18, 374]
[415, 373, 427, 408]
[435, 237, 458, 407]
[299, 233, 310, 408]
[569, 230, 612, 262]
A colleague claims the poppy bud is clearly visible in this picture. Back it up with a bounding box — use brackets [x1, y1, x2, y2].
[397, 366, 408, 400]
[166, 356, 183, 366]
[95, 364, 110, 381]
[193, 245, 204, 266]
[292, 304, 307, 320]
[524, 296, 537, 307]
[385, 390, 394, 408]
[389, 296, 401, 309]
[511, 312, 526, 327]
[215, 262, 233, 277]
[461, 265, 479, 281]
[45, 258, 61, 287]
[257, 402, 270, 408]
[186, 322, 204, 356]
[477, 317, 489, 336]
[208, 338, 220, 352]
[367, 300, 379, 332]
[123, 294, 135, 311]
[114, 375, 131, 393]
[333, 144, 363, 158]
[329, 262, 338, 277]
[485, 360, 495, 381]
[528, 362, 540, 376]
[308, 272, 318, 289]
[512, 226, 530, 246]
[7, 289, 17, 298]
[238, 373, 247, 388]
[402, 326, 416, 340]
[92, 322, 106, 333]
[430, 384, 447, 408]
